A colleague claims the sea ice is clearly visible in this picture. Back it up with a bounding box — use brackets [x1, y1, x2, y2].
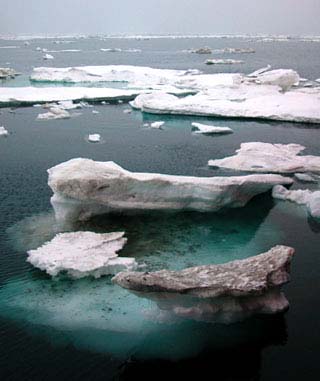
[0, 87, 143, 106]
[205, 59, 244, 65]
[191, 122, 233, 134]
[43, 53, 54, 60]
[0, 126, 9, 136]
[0, 67, 20, 80]
[37, 107, 71, 120]
[113, 245, 294, 323]
[88, 134, 101, 142]
[27, 231, 137, 278]
[208, 142, 320, 173]
[47, 158, 293, 224]
[272, 185, 320, 219]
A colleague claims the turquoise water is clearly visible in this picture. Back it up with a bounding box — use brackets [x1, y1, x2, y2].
[1, 36, 320, 380]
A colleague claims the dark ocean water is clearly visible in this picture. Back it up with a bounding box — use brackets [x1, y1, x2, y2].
[0, 36, 320, 380]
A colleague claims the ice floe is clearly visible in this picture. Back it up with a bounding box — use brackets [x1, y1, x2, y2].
[272, 185, 320, 219]
[27, 231, 137, 278]
[294, 173, 318, 183]
[191, 47, 212, 54]
[191, 122, 233, 134]
[43, 53, 54, 60]
[0, 67, 20, 80]
[88, 134, 101, 142]
[0, 126, 9, 136]
[37, 107, 71, 120]
[47, 158, 293, 224]
[150, 121, 165, 128]
[113, 245, 294, 323]
[134, 84, 320, 123]
[0, 87, 143, 107]
[208, 143, 320, 173]
[205, 59, 244, 65]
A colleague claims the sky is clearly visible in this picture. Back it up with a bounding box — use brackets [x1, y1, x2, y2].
[1, 0, 320, 36]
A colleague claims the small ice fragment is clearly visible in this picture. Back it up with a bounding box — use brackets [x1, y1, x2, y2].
[88, 134, 101, 142]
[92, 110, 99, 114]
[150, 121, 165, 129]
[0, 126, 9, 136]
[191, 122, 233, 134]
[123, 109, 132, 114]
[43, 53, 54, 60]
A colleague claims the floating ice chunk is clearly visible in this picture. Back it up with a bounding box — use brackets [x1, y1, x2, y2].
[208, 142, 320, 173]
[212, 47, 255, 54]
[0, 67, 20, 80]
[150, 121, 165, 128]
[294, 173, 318, 183]
[205, 59, 244, 65]
[47, 158, 292, 224]
[100, 48, 122, 52]
[27, 231, 137, 278]
[272, 185, 320, 219]
[88, 134, 101, 142]
[113, 245, 294, 323]
[253, 69, 299, 91]
[0, 87, 142, 107]
[0, 126, 9, 136]
[43, 53, 54, 60]
[191, 122, 233, 135]
[123, 109, 132, 114]
[36, 47, 41, 51]
[248, 65, 272, 77]
[191, 47, 212, 54]
[92, 110, 99, 114]
[57, 100, 81, 110]
[37, 107, 71, 120]
[136, 85, 320, 123]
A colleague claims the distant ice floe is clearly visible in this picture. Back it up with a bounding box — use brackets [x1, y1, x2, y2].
[47, 158, 292, 224]
[88, 134, 101, 142]
[272, 185, 320, 219]
[0, 67, 21, 80]
[205, 59, 244, 65]
[0, 126, 9, 136]
[191, 122, 233, 135]
[0, 45, 20, 49]
[191, 47, 212, 54]
[213, 47, 255, 54]
[43, 53, 54, 60]
[208, 143, 320, 173]
[0, 87, 143, 107]
[100, 48, 141, 53]
[45, 49, 82, 53]
[27, 231, 137, 278]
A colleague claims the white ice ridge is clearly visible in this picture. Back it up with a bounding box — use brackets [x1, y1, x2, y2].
[208, 143, 320, 173]
[30, 65, 197, 85]
[272, 185, 320, 219]
[0, 87, 143, 106]
[27, 231, 137, 278]
[47, 158, 293, 224]
[133, 85, 320, 124]
[191, 122, 233, 134]
[205, 59, 244, 65]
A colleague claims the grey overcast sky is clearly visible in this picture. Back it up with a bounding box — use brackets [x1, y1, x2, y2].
[1, 0, 320, 36]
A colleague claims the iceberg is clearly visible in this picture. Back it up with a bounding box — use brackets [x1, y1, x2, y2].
[113, 245, 295, 323]
[0, 126, 9, 136]
[272, 185, 320, 219]
[208, 143, 320, 173]
[205, 59, 244, 65]
[47, 158, 293, 224]
[0, 87, 143, 107]
[191, 122, 233, 134]
[27, 231, 137, 278]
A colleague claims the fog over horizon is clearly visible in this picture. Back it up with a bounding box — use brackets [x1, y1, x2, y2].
[0, 0, 320, 36]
